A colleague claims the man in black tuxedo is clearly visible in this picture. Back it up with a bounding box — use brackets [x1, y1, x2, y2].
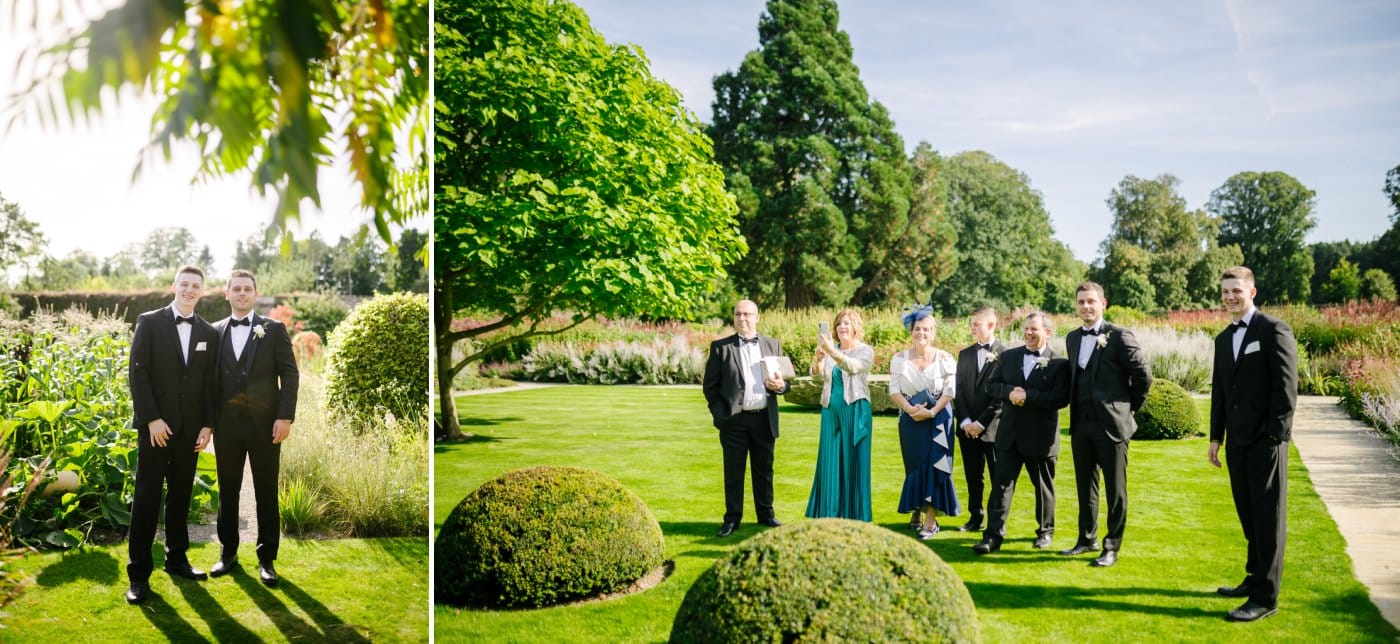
[702, 299, 788, 537]
[125, 265, 220, 604]
[208, 270, 299, 586]
[1209, 266, 1297, 622]
[973, 311, 1070, 554]
[954, 307, 1004, 533]
[1061, 282, 1152, 567]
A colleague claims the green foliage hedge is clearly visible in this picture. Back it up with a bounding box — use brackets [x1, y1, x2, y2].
[322, 292, 429, 420]
[435, 466, 664, 608]
[1133, 379, 1200, 440]
[670, 519, 979, 643]
[286, 291, 350, 335]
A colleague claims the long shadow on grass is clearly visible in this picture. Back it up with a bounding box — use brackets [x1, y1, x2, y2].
[292, 536, 426, 567]
[34, 548, 120, 587]
[136, 591, 211, 643]
[170, 575, 261, 642]
[964, 581, 1222, 618]
[231, 567, 371, 643]
[434, 433, 512, 453]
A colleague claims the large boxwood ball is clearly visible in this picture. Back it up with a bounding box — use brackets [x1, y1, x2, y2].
[436, 466, 665, 608]
[1133, 378, 1200, 440]
[322, 292, 428, 421]
[670, 519, 979, 643]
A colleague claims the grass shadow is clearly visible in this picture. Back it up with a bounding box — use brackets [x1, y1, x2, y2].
[434, 433, 513, 452]
[964, 581, 1225, 618]
[230, 567, 370, 642]
[170, 575, 261, 642]
[290, 536, 426, 567]
[135, 590, 210, 643]
[34, 548, 120, 587]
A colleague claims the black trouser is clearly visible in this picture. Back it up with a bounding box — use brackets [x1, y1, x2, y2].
[718, 410, 776, 524]
[1226, 437, 1288, 608]
[1071, 419, 1129, 550]
[128, 426, 200, 582]
[956, 430, 996, 521]
[982, 447, 1055, 543]
[214, 412, 282, 563]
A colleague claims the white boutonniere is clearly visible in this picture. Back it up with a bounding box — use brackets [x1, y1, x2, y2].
[1035, 356, 1049, 369]
[253, 324, 266, 339]
[1096, 333, 1109, 349]
[985, 351, 997, 363]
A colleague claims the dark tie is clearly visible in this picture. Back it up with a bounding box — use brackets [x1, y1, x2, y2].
[1229, 320, 1247, 332]
[1026, 348, 1042, 357]
[977, 343, 991, 351]
[175, 315, 193, 325]
[740, 336, 758, 345]
[229, 318, 251, 327]
[1081, 327, 1100, 336]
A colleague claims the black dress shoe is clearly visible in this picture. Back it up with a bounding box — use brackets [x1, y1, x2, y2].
[716, 522, 738, 537]
[1032, 534, 1053, 549]
[760, 518, 782, 528]
[1091, 550, 1118, 567]
[957, 518, 984, 532]
[972, 539, 1000, 554]
[1217, 582, 1251, 598]
[258, 561, 279, 587]
[164, 563, 208, 581]
[210, 558, 239, 577]
[1059, 542, 1098, 556]
[1227, 601, 1277, 622]
[124, 581, 150, 604]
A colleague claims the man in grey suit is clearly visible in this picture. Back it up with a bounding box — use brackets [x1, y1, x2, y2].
[703, 299, 789, 537]
[1061, 282, 1152, 568]
[973, 311, 1071, 554]
[1209, 266, 1297, 622]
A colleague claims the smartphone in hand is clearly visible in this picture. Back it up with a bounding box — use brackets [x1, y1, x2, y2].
[818, 321, 830, 335]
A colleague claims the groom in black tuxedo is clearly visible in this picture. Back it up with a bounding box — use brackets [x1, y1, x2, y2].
[208, 269, 299, 586]
[126, 265, 219, 604]
[1061, 282, 1152, 567]
[1209, 266, 1297, 622]
[954, 307, 1004, 532]
[702, 299, 788, 537]
[974, 311, 1071, 555]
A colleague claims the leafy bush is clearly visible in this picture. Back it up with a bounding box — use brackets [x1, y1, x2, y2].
[670, 519, 979, 643]
[1133, 379, 1200, 440]
[1338, 357, 1400, 450]
[435, 466, 664, 608]
[521, 338, 704, 384]
[1134, 326, 1212, 393]
[322, 292, 429, 421]
[287, 291, 350, 336]
[279, 375, 426, 537]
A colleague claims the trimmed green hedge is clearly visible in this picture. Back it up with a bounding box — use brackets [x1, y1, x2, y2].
[1133, 379, 1200, 440]
[670, 519, 979, 642]
[322, 292, 428, 420]
[435, 466, 665, 608]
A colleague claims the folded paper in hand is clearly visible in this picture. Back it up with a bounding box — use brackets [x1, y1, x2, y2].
[761, 356, 796, 380]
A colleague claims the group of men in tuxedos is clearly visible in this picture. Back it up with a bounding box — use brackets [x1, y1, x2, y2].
[704, 265, 1296, 623]
[125, 265, 299, 605]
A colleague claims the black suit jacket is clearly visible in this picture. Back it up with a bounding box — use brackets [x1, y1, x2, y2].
[955, 341, 1005, 442]
[129, 307, 219, 433]
[1210, 312, 1297, 446]
[1066, 322, 1153, 442]
[702, 334, 789, 436]
[213, 314, 299, 430]
[985, 346, 1071, 458]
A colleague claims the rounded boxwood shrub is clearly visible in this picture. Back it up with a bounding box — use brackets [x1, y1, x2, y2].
[436, 466, 665, 608]
[322, 292, 428, 420]
[670, 519, 979, 643]
[1133, 378, 1200, 440]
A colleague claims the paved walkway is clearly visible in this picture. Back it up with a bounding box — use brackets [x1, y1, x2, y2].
[1291, 395, 1400, 633]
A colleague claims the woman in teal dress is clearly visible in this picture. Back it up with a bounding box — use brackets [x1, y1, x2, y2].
[806, 309, 875, 522]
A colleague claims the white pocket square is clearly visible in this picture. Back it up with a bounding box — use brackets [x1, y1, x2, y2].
[1243, 340, 1260, 355]
[195, 341, 208, 351]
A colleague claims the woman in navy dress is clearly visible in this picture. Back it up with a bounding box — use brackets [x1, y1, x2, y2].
[890, 306, 959, 538]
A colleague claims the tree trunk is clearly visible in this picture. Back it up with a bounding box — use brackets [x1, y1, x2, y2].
[435, 278, 467, 440]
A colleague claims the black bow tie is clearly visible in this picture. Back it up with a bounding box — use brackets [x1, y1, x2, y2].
[1081, 327, 1101, 336]
[1230, 320, 1248, 332]
[229, 318, 252, 327]
[175, 315, 193, 325]
[977, 343, 992, 351]
[740, 336, 759, 345]
[1026, 348, 1043, 357]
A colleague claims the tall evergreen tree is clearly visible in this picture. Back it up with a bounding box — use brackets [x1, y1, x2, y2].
[1208, 171, 1317, 304]
[709, 0, 911, 308]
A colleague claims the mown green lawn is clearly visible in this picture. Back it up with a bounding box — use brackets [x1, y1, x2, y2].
[436, 386, 1397, 642]
[3, 537, 427, 642]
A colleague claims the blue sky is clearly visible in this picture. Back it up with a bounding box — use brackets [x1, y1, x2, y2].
[573, 0, 1400, 263]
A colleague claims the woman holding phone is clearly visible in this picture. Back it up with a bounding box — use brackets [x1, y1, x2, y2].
[889, 306, 960, 538]
[806, 309, 875, 521]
